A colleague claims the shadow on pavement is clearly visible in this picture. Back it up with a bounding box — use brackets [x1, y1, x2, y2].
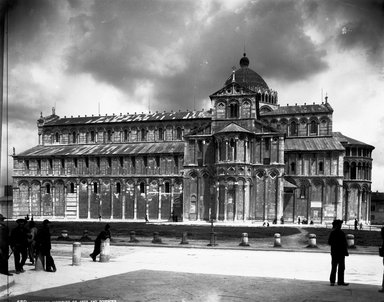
[2, 270, 383, 302]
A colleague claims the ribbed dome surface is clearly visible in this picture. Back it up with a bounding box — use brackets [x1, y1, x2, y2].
[225, 54, 269, 91]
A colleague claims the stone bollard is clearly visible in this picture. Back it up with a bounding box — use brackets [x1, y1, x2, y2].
[152, 232, 163, 244]
[72, 242, 81, 266]
[180, 232, 189, 244]
[274, 233, 282, 247]
[129, 231, 139, 243]
[347, 234, 356, 248]
[207, 232, 218, 246]
[35, 251, 45, 271]
[307, 233, 317, 248]
[100, 238, 110, 262]
[239, 233, 250, 247]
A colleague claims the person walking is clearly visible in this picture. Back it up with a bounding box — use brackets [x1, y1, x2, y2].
[10, 218, 28, 274]
[90, 224, 111, 262]
[0, 214, 12, 276]
[27, 220, 38, 265]
[36, 219, 56, 272]
[379, 227, 384, 293]
[328, 219, 349, 286]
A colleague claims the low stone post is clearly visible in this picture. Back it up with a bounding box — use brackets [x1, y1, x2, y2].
[239, 233, 250, 247]
[347, 234, 356, 248]
[274, 233, 282, 247]
[207, 232, 218, 246]
[152, 232, 162, 244]
[72, 242, 81, 266]
[100, 238, 110, 262]
[180, 232, 189, 244]
[35, 251, 45, 271]
[129, 231, 139, 243]
[307, 233, 317, 248]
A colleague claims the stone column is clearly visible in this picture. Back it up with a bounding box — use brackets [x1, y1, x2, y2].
[225, 140, 229, 162]
[134, 182, 138, 220]
[28, 186, 32, 215]
[337, 184, 343, 220]
[216, 183, 220, 220]
[87, 183, 91, 219]
[52, 186, 56, 217]
[76, 183, 80, 219]
[122, 185, 126, 220]
[224, 185, 228, 221]
[276, 176, 283, 223]
[358, 189, 362, 221]
[110, 180, 114, 219]
[158, 183, 162, 220]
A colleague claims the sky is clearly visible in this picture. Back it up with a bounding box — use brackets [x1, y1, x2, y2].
[1, 0, 384, 195]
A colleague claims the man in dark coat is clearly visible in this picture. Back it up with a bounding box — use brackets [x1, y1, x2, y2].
[0, 214, 12, 275]
[10, 218, 28, 274]
[90, 224, 111, 262]
[36, 219, 56, 272]
[328, 219, 349, 286]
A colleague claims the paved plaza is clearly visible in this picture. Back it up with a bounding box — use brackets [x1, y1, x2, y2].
[1, 243, 384, 302]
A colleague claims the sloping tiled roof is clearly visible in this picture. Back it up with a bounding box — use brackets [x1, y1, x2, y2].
[15, 142, 185, 157]
[333, 132, 374, 149]
[43, 110, 212, 126]
[285, 137, 345, 152]
[262, 103, 333, 116]
[215, 123, 252, 134]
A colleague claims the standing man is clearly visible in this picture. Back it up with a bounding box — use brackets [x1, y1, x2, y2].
[10, 218, 28, 274]
[27, 220, 38, 265]
[36, 219, 56, 272]
[328, 219, 349, 286]
[0, 214, 11, 275]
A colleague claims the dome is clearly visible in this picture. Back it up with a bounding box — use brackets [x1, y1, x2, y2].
[225, 53, 269, 91]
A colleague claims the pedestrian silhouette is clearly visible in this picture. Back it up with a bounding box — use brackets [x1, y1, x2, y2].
[10, 218, 28, 274]
[36, 219, 56, 272]
[379, 227, 384, 293]
[90, 224, 111, 262]
[0, 214, 12, 276]
[354, 218, 358, 230]
[328, 219, 349, 286]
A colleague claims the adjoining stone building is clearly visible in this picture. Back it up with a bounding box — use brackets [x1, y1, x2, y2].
[11, 54, 374, 224]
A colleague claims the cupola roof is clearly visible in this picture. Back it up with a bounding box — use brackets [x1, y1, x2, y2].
[225, 53, 269, 91]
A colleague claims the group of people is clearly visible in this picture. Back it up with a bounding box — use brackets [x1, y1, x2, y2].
[0, 214, 56, 276]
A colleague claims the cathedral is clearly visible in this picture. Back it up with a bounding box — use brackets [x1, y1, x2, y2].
[12, 54, 374, 224]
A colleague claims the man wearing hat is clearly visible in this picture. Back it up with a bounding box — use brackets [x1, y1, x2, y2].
[0, 214, 12, 275]
[36, 219, 56, 272]
[328, 219, 349, 286]
[10, 218, 28, 274]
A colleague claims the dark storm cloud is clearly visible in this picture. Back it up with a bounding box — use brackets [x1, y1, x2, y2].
[303, 0, 384, 65]
[63, 0, 329, 111]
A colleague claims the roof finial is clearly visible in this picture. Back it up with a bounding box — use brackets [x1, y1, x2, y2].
[325, 93, 328, 103]
[232, 66, 236, 82]
[52, 107, 55, 115]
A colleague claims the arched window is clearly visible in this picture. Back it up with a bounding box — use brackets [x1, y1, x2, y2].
[165, 182, 170, 193]
[107, 130, 112, 142]
[290, 162, 296, 174]
[217, 103, 225, 118]
[290, 121, 298, 136]
[70, 182, 75, 193]
[72, 132, 76, 143]
[116, 182, 121, 194]
[140, 182, 145, 194]
[310, 121, 317, 135]
[141, 129, 146, 141]
[46, 184, 51, 194]
[243, 101, 251, 118]
[318, 161, 324, 173]
[93, 182, 98, 194]
[55, 132, 60, 143]
[90, 131, 95, 142]
[124, 129, 128, 141]
[176, 127, 182, 140]
[158, 128, 164, 141]
[229, 103, 239, 118]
